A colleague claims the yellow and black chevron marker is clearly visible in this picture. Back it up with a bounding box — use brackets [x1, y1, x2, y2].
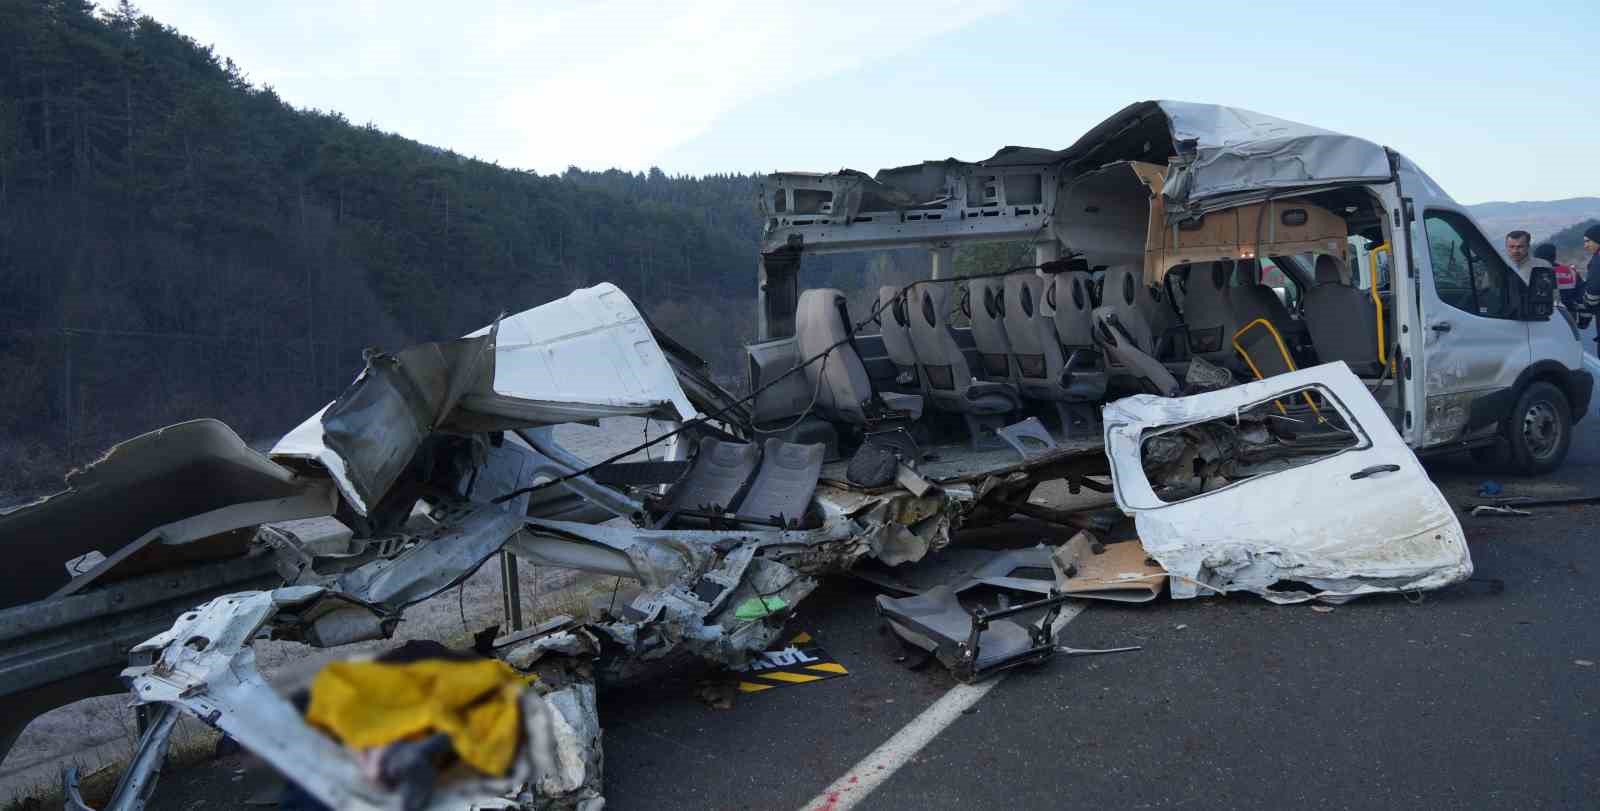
[731, 631, 849, 693]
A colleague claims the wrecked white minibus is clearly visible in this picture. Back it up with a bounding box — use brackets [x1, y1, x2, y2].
[0, 101, 1496, 810]
[751, 100, 1591, 474]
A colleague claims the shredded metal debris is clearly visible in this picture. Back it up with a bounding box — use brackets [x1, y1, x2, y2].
[0, 100, 1511, 809]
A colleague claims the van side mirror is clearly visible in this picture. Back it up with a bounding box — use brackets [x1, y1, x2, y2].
[1524, 267, 1555, 320]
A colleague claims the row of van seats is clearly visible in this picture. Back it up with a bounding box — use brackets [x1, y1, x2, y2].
[878, 283, 1022, 447]
[880, 270, 1108, 439]
[794, 257, 1384, 447]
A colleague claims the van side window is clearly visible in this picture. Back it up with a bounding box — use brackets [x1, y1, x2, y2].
[1424, 210, 1517, 319]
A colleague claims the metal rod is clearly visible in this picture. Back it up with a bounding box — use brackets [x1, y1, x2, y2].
[499, 550, 524, 632]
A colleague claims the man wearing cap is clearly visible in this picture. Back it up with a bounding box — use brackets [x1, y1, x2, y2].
[1583, 225, 1600, 311]
[1581, 225, 1600, 355]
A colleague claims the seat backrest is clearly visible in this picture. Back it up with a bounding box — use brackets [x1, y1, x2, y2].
[1092, 306, 1180, 396]
[795, 288, 875, 424]
[1229, 277, 1295, 338]
[1099, 265, 1159, 356]
[1181, 262, 1236, 362]
[1302, 256, 1382, 375]
[877, 286, 923, 387]
[1050, 270, 1097, 349]
[661, 437, 761, 513]
[1002, 271, 1067, 392]
[966, 277, 1017, 381]
[907, 283, 979, 402]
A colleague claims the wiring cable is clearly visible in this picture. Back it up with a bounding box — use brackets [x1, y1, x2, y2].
[492, 228, 1059, 505]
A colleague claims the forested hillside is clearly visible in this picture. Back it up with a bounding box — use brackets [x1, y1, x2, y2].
[0, 0, 814, 493]
[1549, 219, 1600, 266]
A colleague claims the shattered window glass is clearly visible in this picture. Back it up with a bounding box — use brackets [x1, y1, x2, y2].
[1138, 385, 1366, 503]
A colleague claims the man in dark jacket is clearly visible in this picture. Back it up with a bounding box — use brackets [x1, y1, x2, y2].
[1583, 224, 1600, 307]
[1581, 224, 1600, 353]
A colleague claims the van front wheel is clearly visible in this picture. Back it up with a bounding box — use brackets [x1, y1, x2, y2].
[1505, 381, 1571, 475]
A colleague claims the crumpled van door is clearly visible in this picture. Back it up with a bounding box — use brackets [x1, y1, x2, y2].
[1104, 362, 1471, 603]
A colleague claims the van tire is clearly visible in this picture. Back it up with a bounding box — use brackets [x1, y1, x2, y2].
[1504, 381, 1571, 475]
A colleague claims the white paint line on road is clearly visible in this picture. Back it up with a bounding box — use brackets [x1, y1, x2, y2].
[798, 602, 1089, 811]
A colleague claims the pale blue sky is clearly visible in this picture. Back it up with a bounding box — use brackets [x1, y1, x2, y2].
[140, 0, 1595, 204]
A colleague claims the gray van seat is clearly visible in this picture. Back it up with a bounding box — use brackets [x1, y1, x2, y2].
[1098, 266, 1159, 356]
[1005, 269, 1107, 405]
[661, 437, 761, 514]
[796, 288, 923, 425]
[876, 586, 1035, 675]
[967, 277, 1018, 382]
[1303, 255, 1383, 376]
[735, 439, 824, 526]
[1181, 262, 1236, 363]
[1051, 270, 1097, 350]
[1092, 306, 1180, 397]
[878, 286, 924, 389]
[907, 283, 1020, 416]
[1102, 265, 1179, 358]
[1228, 268, 1300, 379]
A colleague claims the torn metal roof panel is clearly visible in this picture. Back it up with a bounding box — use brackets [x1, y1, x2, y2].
[273, 283, 702, 515]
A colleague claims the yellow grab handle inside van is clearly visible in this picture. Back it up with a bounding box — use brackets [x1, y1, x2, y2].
[1231, 318, 1323, 418]
[1369, 242, 1390, 367]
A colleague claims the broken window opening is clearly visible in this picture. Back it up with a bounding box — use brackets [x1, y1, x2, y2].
[792, 189, 834, 215]
[1138, 384, 1366, 503]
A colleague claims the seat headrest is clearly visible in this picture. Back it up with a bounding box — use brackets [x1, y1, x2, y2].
[1314, 254, 1345, 285]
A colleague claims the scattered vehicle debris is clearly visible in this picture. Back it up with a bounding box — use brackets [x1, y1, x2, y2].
[1470, 504, 1531, 517]
[15, 282, 1108, 809]
[1, 100, 1518, 808]
[1471, 493, 1600, 511]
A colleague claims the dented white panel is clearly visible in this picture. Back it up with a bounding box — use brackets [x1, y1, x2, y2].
[465, 282, 698, 421]
[1105, 362, 1472, 603]
[273, 404, 368, 515]
[272, 284, 698, 513]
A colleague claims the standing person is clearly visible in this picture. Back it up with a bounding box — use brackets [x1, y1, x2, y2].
[1582, 225, 1600, 354]
[1535, 242, 1578, 309]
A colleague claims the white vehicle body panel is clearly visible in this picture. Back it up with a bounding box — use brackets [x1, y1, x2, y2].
[461, 282, 697, 421]
[273, 283, 698, 514]
[1105, 363, 1472, 603]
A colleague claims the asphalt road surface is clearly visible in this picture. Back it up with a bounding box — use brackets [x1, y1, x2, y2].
[149, 375, 1600, 810]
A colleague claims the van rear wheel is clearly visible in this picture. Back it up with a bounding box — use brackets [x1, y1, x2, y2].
[1505, 381, 1571, 475]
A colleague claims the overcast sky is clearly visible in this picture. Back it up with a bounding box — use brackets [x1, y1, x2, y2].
[139, 0, 1595, 205]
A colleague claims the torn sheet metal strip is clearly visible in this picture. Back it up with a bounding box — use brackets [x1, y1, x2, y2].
[330, 506, 525, 611]
[51, 483, 335, 599]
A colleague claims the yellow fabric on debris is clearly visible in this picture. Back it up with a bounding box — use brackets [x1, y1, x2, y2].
[307, 658, 530, 777]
